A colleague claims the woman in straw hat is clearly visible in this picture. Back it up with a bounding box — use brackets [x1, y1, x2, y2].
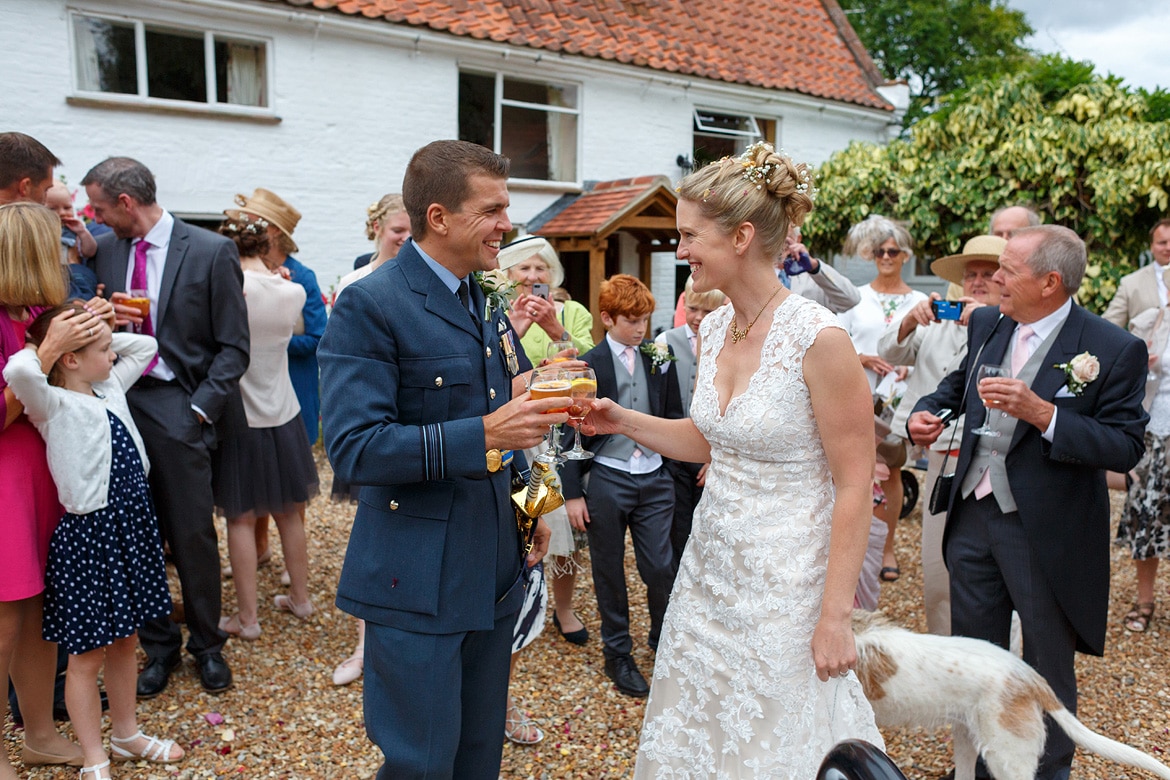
[876, 234, 1005, 634]
[231, 188, 325, 446]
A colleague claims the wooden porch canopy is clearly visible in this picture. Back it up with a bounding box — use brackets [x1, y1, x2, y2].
[531, 176, 679, 342]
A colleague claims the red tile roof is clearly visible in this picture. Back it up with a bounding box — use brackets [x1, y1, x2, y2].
[535, 176, 677, 239]
[265, 0, 891, 110]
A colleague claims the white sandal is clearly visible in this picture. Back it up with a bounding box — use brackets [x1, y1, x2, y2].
[504, 700, 544, 745]
[79, 760, 111, 779]
[110, 731, 182, 763]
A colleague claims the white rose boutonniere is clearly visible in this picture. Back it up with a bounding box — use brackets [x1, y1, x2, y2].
[1053, 351, 1100, 396]
[640, 342, 677, 374]
[475, 269, 517, 320]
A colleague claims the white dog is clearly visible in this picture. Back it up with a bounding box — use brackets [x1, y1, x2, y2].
[851, 610, 1170, 780]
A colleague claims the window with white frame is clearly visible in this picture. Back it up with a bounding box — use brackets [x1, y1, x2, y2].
[71, 12, 268, 109]
[692, 109, 776, 169]
[459, 71, 579, 183]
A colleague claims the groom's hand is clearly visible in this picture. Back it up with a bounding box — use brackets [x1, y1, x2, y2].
[483, 393, 569, 451]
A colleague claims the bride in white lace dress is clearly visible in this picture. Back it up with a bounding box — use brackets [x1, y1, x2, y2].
[580, 144, 883, 777]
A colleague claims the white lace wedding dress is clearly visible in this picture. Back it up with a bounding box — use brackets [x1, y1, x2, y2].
[635, 295, 883, 778]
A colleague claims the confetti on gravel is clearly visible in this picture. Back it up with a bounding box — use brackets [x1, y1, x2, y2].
[6, 457, 1169, 778]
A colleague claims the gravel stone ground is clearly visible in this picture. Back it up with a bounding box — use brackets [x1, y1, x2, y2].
[6, 456, 1169, 779]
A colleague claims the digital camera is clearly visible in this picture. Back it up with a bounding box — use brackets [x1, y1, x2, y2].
[931, 300, 964, 321]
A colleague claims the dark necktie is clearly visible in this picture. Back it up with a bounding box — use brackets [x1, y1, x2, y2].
[456, 281, 478, 327]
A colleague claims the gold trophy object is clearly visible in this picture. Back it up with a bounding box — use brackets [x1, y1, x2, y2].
[511, 456, 564, 555]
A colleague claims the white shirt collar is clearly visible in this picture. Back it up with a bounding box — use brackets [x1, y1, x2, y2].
[1017, 297, 1072, 343]
[606, 333, 636, 359]
[140, 209, 173, 250]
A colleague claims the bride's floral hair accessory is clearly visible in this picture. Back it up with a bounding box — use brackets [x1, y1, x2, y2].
[675, 142, 815, 258]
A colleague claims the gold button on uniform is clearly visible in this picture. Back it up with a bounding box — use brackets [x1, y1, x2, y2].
[490, 388, 496, 399]
[389, 500, 399, 510]
[434, 377, 443, 388]
[486, 346, 493, 357]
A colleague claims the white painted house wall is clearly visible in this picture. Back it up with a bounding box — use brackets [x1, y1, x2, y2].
[2, 0, 898, 327]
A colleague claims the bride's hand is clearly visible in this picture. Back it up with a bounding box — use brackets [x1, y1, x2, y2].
[577, 398, 625, 437]
[811, 614, 857, 683]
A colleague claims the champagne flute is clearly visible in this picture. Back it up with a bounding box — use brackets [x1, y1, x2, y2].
[528, 366, 572, 460]
[562, 368, 597, 460]
[971, 363, 1006, 437]
[546, 339, 576, 363]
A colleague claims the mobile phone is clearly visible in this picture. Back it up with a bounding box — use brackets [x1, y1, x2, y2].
[931, 300, 964, 321]
[935, 408, 956, 427]
[532, 283, 550, 300]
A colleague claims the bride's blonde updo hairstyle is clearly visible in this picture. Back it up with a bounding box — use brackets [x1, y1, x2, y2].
[676, 142, 814, 259]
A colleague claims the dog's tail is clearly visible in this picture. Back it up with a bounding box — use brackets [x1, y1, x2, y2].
[1048, 707, 1170, 779]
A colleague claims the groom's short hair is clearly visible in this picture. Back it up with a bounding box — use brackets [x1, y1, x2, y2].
[403, 140, 509, 241]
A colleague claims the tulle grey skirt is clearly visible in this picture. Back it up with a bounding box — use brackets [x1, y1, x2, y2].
[213, 416, 319, 520]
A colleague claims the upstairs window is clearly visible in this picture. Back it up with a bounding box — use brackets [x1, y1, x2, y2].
[71, 13, 268, 109]
[459, 71, 579, 184]
[692, 109, 776, 169]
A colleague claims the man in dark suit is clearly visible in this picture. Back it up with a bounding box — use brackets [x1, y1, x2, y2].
[83, 157, 249, 696]
[318, 140, 559, 779]
[562, 274, 685, 697]
[908, 225, 1148, 780]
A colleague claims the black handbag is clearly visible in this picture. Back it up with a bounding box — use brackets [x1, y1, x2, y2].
[928, 471, 954, 515]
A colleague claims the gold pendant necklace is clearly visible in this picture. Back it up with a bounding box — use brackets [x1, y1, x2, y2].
[729, 286, 783, 344]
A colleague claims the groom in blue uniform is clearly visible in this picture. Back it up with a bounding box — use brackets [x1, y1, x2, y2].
[319, 140, 561, 779]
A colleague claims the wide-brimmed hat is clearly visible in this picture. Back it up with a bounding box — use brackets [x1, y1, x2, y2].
[228, 188, 301, 253]
[930, 234, 1007, 285]
[496, 235, 564, 287]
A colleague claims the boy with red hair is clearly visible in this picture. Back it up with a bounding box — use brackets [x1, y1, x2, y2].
[563, 274, 685, 697]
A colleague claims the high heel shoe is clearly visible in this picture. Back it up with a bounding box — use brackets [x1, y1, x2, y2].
[552, 611, 589, 645]
[218, 614, 261, 640]
[274, 594, 314, 620]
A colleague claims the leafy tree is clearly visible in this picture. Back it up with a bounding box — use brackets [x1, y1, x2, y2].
[804, 58, 1170, 313]
[840, 0, 1034, 125]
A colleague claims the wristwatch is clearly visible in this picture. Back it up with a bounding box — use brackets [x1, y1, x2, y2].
[559, 330, 571, 341]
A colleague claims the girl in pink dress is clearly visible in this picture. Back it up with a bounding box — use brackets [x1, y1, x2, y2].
[0, 202, 111, 776]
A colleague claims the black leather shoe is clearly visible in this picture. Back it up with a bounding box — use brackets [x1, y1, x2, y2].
[136, 652, 181, 700]
[552, 611, 589, 645]
[196, 652, 233, 694]
[604, 654, 649, 697]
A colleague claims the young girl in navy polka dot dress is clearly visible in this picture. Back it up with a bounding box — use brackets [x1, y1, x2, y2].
[3, 302, 183, 779]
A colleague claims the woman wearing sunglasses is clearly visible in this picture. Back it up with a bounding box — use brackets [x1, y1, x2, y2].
[836, 215, 927, 585]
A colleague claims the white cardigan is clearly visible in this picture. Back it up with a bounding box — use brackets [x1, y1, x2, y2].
[2, 333, 156, 514]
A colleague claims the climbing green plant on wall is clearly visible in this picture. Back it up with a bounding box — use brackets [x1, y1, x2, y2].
[803, 57, 1170, 314]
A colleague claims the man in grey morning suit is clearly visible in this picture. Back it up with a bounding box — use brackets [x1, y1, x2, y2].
[319, 140, 559, 779]
[84, 157, 249, 696]
[909, 226, 1147, 780]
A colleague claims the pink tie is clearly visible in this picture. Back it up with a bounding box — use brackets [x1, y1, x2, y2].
[1011, 325, 1035, 377]
[974, 325, 1035, 499]
[622, 345, 635, 375]
[132, 240, 159, 375]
